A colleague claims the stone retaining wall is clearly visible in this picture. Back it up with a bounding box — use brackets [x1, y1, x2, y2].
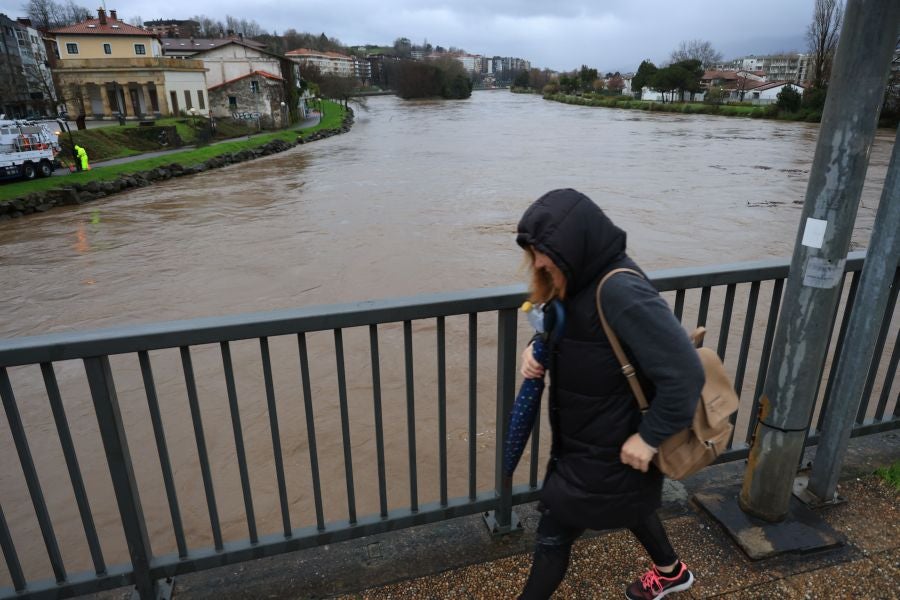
[0, 108, 354, 220]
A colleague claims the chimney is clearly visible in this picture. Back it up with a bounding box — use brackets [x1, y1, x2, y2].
[98, 8, 107, 25]
[109, 9, 117, 20]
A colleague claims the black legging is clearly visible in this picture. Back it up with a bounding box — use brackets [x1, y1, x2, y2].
[519, 510, 677, 600]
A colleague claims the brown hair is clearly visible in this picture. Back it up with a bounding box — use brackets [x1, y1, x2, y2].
[524, 247, 565, 303]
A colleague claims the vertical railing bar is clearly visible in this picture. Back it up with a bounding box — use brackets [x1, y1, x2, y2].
[369, 325, 388, 518]
[697, 286, 712, 328]
[716, 284, 737, 359]
[733, 281, 761, 397]
[493, 308, 518, 531]
[297, 333, 325, 531]
[403, 320, 419, 512]
[673, 290, 686, 323]
[746, 278, 785, 444]
[0, 367, 66, 583]
[259, 337, 292, 538]
[728, 281, 760, 448]
[180, 346, 223, 551]
[0, 501, 25, 591]
[40, 362, 106, 574]
[220, 341, 258, 544]
[528, 399, 541, 489]
[333, 329, 357, 524]
[858, 269, 900, 424]
[877, 327, 899, 421]
[815, 272, 861, 432]
[83, 356, 155, 598]
[437, 317, 448, 507]
[138, 351, 188, 559]
[468, 313, 477, 502]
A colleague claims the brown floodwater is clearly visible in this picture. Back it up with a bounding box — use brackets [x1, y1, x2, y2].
[0, 92, 895, 584]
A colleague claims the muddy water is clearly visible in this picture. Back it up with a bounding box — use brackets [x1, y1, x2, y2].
[0, 92, 895, 583]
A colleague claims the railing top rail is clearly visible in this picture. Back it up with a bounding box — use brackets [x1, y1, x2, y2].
[0, 251, 869, 367]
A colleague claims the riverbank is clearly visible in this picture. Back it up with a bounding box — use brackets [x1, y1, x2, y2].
[0, 101, 351, 219]
[544, 91, 820, 122]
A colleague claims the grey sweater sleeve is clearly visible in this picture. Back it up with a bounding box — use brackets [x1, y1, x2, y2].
[601, 273, 705, 447]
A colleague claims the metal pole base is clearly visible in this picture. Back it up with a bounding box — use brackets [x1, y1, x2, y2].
[130, 576, 174, 600]
[482, 510, 522, 536]
[793, 474, 847, 509]
[695, 485, 843, 560]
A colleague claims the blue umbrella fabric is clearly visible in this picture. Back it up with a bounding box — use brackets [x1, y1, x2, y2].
[502, 301, 564, 477]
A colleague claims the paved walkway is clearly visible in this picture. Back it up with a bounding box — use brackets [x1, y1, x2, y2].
[52, 115, 321, 175]
[87, 430, 898, 600]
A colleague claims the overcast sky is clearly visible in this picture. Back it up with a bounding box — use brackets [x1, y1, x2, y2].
[2, 0, 815, 72]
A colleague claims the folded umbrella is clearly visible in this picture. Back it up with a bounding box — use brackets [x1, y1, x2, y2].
[502, 300, 564, 477]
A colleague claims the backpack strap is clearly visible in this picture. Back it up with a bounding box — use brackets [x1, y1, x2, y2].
[595, 268, 650, 412]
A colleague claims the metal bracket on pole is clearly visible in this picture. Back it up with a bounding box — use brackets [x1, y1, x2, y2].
[130, 576, 175, 600]
[483, 509, 522, 536]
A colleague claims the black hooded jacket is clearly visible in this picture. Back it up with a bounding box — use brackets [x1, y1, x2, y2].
[517, 189, 703, 530]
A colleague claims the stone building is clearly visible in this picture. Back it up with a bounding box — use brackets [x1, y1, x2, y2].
[207, 70, 288, 127]
[49, 8, 208, 119]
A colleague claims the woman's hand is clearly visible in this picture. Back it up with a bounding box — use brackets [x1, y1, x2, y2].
[620, 433, 657, 472]
[520, 343, 545, 379]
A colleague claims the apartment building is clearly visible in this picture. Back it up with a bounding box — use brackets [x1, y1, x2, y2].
[0, 14, 56, 118]
[285, 48, 354, 77]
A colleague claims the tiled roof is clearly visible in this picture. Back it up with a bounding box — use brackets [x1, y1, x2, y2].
[207, 69, 283, 90]
[750, 80, 806, 92]
[49, 18, 154, 36]
[162, 37, 266, 51]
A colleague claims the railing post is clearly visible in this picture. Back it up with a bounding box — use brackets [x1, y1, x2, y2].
[83, 356, 158, 599]
[740, 0, 900, 522]
[484, 308, 520, 534]
[806, 125, 900, 504]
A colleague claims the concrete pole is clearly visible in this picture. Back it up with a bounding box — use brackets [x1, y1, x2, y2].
[807, 126, 900, 502]
[739, 0, 900, 522]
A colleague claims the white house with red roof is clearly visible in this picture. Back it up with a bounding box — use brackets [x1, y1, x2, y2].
[192, 40, 302, 126]
[49, 8, 208, 118]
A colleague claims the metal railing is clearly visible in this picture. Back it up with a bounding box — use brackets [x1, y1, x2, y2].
[0, 251, 897, 599]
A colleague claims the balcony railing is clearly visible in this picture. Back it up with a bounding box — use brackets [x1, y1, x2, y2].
[0, 251, 897, 599]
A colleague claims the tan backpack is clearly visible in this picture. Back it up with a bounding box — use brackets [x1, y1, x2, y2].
[595, 268, 740, 480]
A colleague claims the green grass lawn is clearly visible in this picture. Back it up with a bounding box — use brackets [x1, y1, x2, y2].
[1, 101, 345, 203]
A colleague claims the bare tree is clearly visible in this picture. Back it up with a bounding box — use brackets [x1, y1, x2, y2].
[670, 39, 723, 70]
[806, 0, 844, 89]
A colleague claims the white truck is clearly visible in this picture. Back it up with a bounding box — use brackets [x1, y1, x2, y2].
[0, 118, 63, 182]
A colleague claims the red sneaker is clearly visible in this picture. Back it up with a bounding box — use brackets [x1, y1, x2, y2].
[625, 562, 694, 600]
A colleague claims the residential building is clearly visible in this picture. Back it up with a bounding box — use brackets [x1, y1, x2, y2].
[366, 53, 401, 87]
[0, 14, 57, 118]
[727, 54, 811, 83]
[745, 81, 806, 104]
[161, 36, 266, 59]
[193, 40, 303, 123]
[352, 55, 371, 85]
[143, 19, 200, 39]
[285, 48, 354, 77]
[49, 8, 208, 118]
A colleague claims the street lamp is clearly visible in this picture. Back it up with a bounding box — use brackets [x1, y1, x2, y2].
[280, 101, 286, 128]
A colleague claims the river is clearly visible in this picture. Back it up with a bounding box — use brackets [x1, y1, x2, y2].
[0, 91, 894, 583]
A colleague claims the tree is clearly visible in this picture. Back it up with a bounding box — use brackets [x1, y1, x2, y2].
[592, 78, 606, 92]
[607, 73, 625, 94]
[631, 60, 657, 98]
[806, 0, 844, 89]
[670, 40, 722, 70]
[319, 74, 359, 108]
[705, 86, 726, 104]
[513, 70, 530, 88]
[393, 37, 412, 58]
[776, 85, 803, 112]
[26, 0, 89, 30]
[578, 65, 598, 91]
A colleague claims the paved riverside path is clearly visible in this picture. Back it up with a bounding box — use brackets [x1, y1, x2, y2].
[52, 115, 321, 175]
[88, 430, 899, 599]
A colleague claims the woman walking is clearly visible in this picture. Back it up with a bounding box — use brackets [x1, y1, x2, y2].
[515, 189, 704, 600]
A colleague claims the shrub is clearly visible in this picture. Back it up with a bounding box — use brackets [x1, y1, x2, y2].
[802, 87, 828, 110]
[776, 86, 803, 113]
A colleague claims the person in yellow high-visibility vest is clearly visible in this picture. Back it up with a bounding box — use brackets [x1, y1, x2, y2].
[74, 144, 90, 171]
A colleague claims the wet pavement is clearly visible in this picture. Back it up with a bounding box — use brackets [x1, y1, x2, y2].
[87, 430, 899, 599]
